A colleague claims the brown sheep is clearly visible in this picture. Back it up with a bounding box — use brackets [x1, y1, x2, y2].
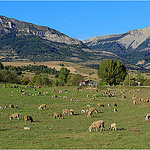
[53, 112, 64, 119]
[133, 100, 136, 104]
[24, 115, 33, 123]
[89, 107, 98, 113]
[87, 111, 93, 117]
[21, 92, 27, 96]
[9, 104, 14, 108]
[113, 103, 117, 107]
[9, 113, 20, 120]
[89, 120, 105, 132]
[38, 104, 46, 110]
[97, 103, 104, 107]
[90, 98, 95, 101]
[62, 109, 74, 115]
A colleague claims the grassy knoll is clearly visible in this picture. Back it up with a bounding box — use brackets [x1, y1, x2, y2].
[0, 84, 150, 149]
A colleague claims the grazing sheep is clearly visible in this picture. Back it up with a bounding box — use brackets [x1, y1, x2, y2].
[89, 107, 98, 113]
[24, 127, 31, 130]
[113, 103, 117, 107]
[97, 103, 104, 107]
[109, 123, 117, 131]
[9, 104, 14, 108]
[24, 115, 33, 123]
[87, 111, 93, 117]
[62, 109, 74, 115]
[38, 92, 41, 95]
[145, 115, 149, 121]
[53, 112, 64, 119]
[89, 120, 104, 132]
[9, 113, 20, 120]
[54, 94, 57, 98]
[81, 110, 86, 113]
[90, 98, 95, 101]
[108, 104, 111, 107]
[133, 100, 136, 104]
[86, 105, 90, 108]
[70, 98, 73, 102]
[38, 104, 46, 110]
[21, 92, 28, 96]
[114, 108, 118, 112]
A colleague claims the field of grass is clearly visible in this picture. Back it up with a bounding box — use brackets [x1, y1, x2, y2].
[0, 83, 150, 149]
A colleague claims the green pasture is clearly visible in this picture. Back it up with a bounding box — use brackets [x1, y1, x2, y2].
[0, 83, 150, 149]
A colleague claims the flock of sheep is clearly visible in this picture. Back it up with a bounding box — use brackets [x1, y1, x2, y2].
[3, 85, 150, 132]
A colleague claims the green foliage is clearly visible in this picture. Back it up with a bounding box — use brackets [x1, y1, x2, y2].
[31, 74, 54, 87]
[21, 65, 58, 75]
[0, 62, 4, 70]
[57, 67, 70, 86]
[66, 74, 84, 86]
[98, 59, 127, 85]
[143, 79, 150, 86]
[0, 70, 18, 85]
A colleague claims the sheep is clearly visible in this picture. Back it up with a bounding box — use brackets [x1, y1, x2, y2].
[114, 108, 118, 112]
[133, 100, 136, 104]
[70, 98, 73, 102]
[97, 103, 104, 107]
[24, 115, 33, 123]
[87, 111, 93, 117]
[89, 107, 98, 113]
[62, 109, 74, 115]
[9, 104, 14, 108]
[53, 112, 64, 119]
[21, 92, 28, 96]
[38, 104, 46, 110]
[81, 110, 86, 113]
[86, 105, 90, 108]
[54, 94, 57, 98]
[38, 92, 41, 95]
[108, 104, 111, 107]
[109, 123, 117, 131]
[145, 115, 149, 121]
[113, 102, 117, 107]
[59, 90, 63, 93]
[9, 113, 20, 120]
[90, 98, 95, 101]
[89, 120, 105, 132]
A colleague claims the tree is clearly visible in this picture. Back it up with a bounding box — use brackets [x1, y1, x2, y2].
[97, 59, 127, 86]
[66, 74, 84, 86]
[58, 67, 70, 86]
[0, 62, 4, 70]
[0, 70, 17, 87]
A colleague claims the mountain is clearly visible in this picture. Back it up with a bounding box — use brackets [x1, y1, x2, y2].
[0, 15, 92, 62]
[0, 15, 149, 71]
[83, 27, 150, 70]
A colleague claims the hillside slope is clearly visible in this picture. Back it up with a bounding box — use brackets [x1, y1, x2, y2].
[83, 27, 150, 69]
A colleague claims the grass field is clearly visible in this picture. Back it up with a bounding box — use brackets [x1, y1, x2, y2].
[0, 83, 150, 149]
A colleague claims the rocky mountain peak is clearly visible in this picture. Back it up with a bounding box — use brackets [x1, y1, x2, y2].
[0, 15, 83, 45]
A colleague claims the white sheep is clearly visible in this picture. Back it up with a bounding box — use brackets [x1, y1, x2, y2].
[89, 120, 105, 132]
[145, 115, 149, 121]
[109, 123, 117, 131]
[81, 110, 86, 113]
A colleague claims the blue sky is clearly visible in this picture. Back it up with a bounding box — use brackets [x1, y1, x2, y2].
[0, 1, 150, 40]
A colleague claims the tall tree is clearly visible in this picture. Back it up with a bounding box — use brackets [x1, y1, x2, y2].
[58, 67, 70, 86]
[97, 59, 127, 86]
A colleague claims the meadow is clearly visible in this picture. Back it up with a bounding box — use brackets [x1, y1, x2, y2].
[0, 83, 150, 149]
